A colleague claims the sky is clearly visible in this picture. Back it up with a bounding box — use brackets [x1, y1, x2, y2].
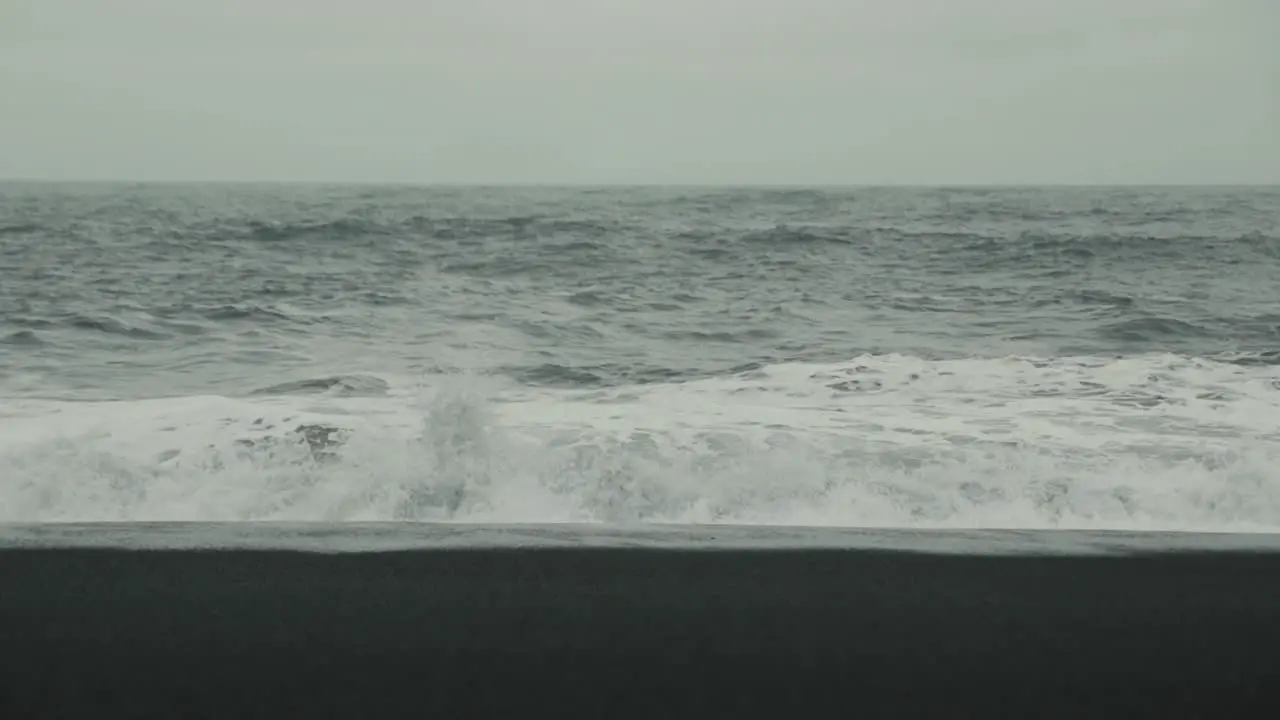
[1, 0, 1277, 185]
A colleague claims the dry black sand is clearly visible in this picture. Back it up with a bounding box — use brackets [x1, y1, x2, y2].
[3, 541, 1280, 718]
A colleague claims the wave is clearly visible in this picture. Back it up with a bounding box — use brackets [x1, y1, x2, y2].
[505, 363, 688, 388]
[194, 303, 309, 324]
[0, 330, 46, 346]
[1036, 289, 1137, 310]
[234, 214, 624, 248]
[1098, 316, 1215, 342]
[740, 226, 854, 245]
[666, 227, 1278, 282]
[857, 228, 1276, 263]
[428, 216, 619, 243]
[250, 374, 391, 397]
[3, 353, 1278, 530]
[1213, 350, 1280, 367]
[66, 314, 171, 341]
[243, 218, 382, 243]
[0, 305, 319, 349]
[0, 223, 41, 236]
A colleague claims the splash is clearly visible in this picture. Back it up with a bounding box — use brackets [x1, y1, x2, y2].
[2, 354, 1279, 531]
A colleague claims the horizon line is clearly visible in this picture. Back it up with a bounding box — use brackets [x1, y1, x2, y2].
[2, 177, 1277, 189]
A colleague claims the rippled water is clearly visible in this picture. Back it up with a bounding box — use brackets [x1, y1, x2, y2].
[2, 183, 1278, 529]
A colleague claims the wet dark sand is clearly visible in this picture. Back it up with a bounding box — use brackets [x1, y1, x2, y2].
[3, 533, 1280, 718]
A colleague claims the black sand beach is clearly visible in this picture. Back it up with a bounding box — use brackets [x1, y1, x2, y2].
[2, 527, 1279, 718]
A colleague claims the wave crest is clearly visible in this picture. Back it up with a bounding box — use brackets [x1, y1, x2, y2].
[3, 354, 1278, 530]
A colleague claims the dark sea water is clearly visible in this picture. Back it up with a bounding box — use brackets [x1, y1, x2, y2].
[2, 183, 1278, 530]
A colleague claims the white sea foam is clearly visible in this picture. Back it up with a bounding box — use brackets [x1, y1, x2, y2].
[2, 353, 1278, 531]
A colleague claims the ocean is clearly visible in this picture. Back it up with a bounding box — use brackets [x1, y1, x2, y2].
[2, 182, 1278, 531]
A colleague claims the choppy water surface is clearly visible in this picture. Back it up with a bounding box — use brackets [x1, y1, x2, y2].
[2, 183, 1278, 530]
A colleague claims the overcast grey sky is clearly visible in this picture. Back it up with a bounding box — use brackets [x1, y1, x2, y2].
[2, 0, 1276, 184]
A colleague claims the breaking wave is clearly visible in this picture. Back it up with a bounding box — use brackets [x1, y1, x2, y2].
[3, 353, 1278, 531]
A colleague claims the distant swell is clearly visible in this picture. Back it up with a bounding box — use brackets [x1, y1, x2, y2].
[430, 216, 620, 244]
[1038, 289, 1137, 309]
[507, 363, 687, 388]
[1099, 317, 1214, 343]
[741, 226, 852, 245]
[250, 374, 391, 397]
[237, 215, 623, 246]
[0, 223, 41, 236]
[0, 330, 45, 346]
[198, 304, 304, 324]
[861, 230, 1280, 271]
[67, 315, 170, 341]
[1213, 350, 1280, 367]
[244, 219, 380, 243]
[2, 184, 1278, 407]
